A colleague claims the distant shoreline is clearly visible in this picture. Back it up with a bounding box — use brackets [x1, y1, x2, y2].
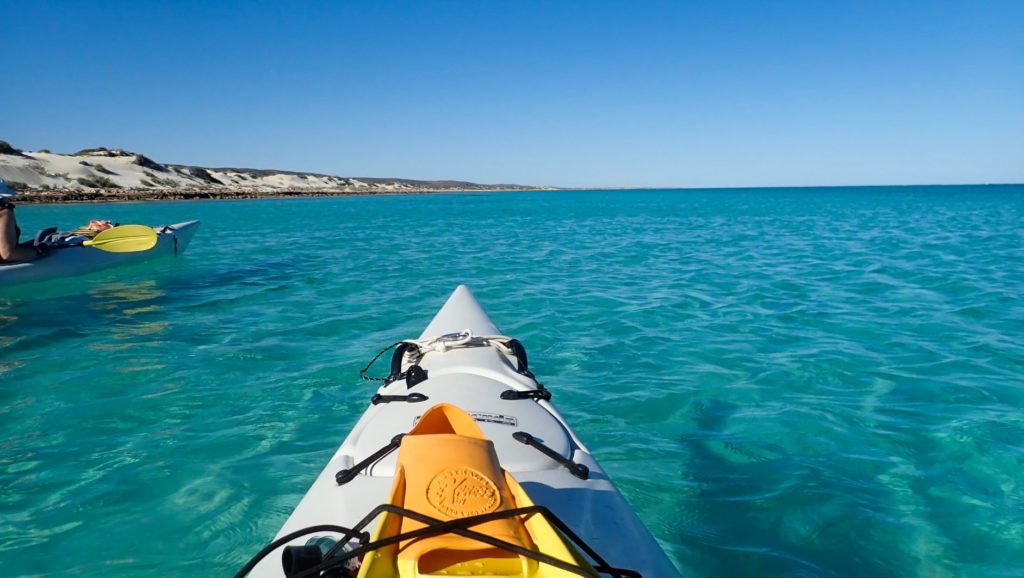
[4, 144, 1018, 205]
[0, 143, 551, 203]
[13, 187, 550, 205]
[10, 183, 1022, 205]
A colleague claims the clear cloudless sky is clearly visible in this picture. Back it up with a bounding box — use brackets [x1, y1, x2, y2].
[2, 0, 1022, 187]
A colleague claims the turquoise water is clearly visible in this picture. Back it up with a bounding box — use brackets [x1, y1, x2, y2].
[2, 186, 1023, 577]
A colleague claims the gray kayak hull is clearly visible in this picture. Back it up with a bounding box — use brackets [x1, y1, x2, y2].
[247, 285, 683, 577]
[0, 220, 199, 285]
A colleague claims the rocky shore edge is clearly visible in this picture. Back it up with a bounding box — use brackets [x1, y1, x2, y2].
[14, 185, 543, 204]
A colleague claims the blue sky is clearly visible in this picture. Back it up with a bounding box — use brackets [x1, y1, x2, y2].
[2, 0, 1022, 187]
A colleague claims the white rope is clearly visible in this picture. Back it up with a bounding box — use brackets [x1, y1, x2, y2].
[400, 329, 513, 363]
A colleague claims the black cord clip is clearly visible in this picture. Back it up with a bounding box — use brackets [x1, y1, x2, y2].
[500, 387, 551, 401]
[507, 339, 536, 379]
[385, 343, 416, 384]
[405, 364, 427, 388]
[371, 392, 429, 405]
[512, 431, 590, 480]
[335, 434, 405, 485]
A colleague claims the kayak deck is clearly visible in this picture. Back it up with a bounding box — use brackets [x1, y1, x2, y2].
[246, 286, 681, 577]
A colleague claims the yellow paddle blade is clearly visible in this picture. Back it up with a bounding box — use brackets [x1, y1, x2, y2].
[82, 225, 158, 253]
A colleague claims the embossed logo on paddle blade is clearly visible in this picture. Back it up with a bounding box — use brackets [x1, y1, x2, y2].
[426, 467, 500, 517]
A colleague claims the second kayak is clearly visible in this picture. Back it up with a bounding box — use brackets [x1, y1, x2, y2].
[240, 285, 682, 577]
[0, 220, 200, 286]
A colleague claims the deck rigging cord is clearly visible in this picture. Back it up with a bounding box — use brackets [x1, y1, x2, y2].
[359, 330, 532, 383]
[235, 503, 642, 578]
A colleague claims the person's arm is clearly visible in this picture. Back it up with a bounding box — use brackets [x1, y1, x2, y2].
[0, 206, 37, 262]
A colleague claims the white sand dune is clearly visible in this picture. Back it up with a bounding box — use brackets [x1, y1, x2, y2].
[0, 143, 526, 195]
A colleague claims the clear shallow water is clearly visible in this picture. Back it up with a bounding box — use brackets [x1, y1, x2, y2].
[1, 186, 1023, 577]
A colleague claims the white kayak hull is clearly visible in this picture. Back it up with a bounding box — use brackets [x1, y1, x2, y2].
[247, 285, 681, 577]
[0, 220, 199, 285]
